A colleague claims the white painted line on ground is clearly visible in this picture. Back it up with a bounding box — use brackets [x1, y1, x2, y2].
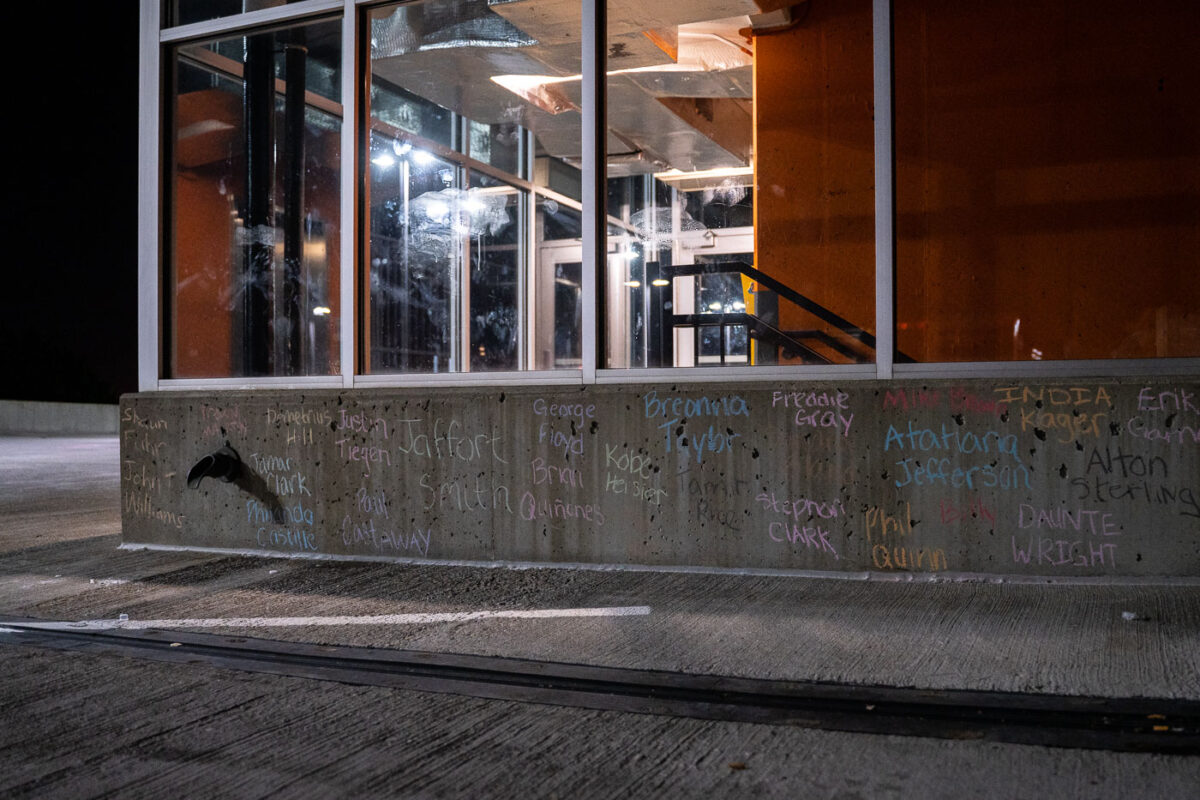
[10, 606, 653, 632]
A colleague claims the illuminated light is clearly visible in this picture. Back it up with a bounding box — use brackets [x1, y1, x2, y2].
[392, 140, 412, 156]
[411, 149, 435, 166]
[654, 165, 754, 184]
[651, 279, 670, 287]
[1013, 318, 1021, 336]
[312, 306, 331, 316]
[371, 153, 396, 168]
[425, 200, 450, 221]
[1031, 348, 1043, 361]
[708, 302, 723, 311]
[490, 74, 579, 115]
[732, 301, 745, 310]
[464, 197, 486, 213]
[624, 280, 642, 288]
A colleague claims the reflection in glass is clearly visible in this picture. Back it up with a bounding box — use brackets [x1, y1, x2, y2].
[166, 1, 306, 27]
[364, 0, 582, 374]
[604, 0, 876, 368]
[166, 17, 342, 378]
[895, 0, 1200, 361]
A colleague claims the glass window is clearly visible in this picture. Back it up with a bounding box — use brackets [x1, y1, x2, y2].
[165, 16, 343, 378]
[895, 0, 1200, 362]
[363, 0, 582, 374]
[165, 1, 310, 28]
[604, 0, 877, 368]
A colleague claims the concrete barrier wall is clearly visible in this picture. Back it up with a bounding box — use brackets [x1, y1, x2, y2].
[0, 400, 119, 435]
[119, 379, 1200, 578]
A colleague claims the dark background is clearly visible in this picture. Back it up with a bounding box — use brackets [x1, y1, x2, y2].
[1, 3, 141, 404]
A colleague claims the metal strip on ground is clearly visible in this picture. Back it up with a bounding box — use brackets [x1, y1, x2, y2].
[13, 606, 652, 630]
[0, 615, 1196, 755]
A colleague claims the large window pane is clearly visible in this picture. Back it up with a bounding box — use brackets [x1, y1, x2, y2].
[364, 0, 582, 374]
[895, 0, 1200, 362]
[165, 1, 309, 28]
[604, 0, 876, 368]
[166, 17, 342, 378]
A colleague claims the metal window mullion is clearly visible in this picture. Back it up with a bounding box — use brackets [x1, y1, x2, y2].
[873, 0, 896, 380]
[340, 0, 355, 387]
[160, 0, 344, 42]
[139, 0, 161, 391]
[581, 0, 605, 383]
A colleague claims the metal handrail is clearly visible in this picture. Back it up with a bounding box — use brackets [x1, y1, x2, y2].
[670, 312, 832, 364]
[664, 260, 879, 350]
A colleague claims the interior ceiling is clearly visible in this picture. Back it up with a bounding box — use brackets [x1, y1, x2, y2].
[370, 0, 767, 175]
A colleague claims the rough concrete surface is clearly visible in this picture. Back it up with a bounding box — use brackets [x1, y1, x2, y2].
[2, 645, 1196, 800]
[2, 436, 1199, 797]
[121, 381, 1200, 577]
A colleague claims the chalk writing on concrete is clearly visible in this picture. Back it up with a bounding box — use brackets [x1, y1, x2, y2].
[1126, 417, 1200, 445]
[121, 408, 168, 431]
[872, 545, 947, 571]
[1071, 445, 1199, 518]
[886, 421, 1029, 490]
[336, 408, 389, 438]
[255, 526, 317, 552]
[1010, 505, 1121, 568]
[772, 389, 853, 437]
[121, 408, 176, 529]
[265, 406, 330, 448]
[357, 487, 388, 517]
[200, 405, 247, 438]
[124, 429, 167, 457]
[247, 498, 313, 527]
[533, 398, 594, 458]
[644, 390, 747, 464]
[758, 491, 845, 559]
[948, 387, 1009, 419]
[341, 515, 430, 556]
[604, 444, 666, 505]
[893, 458, 1031, 491]
[994, 385, 1114, 409]
[686, 476, 749, 531]
[531, 457, 583, 488]
[938, 495, 996, 526]
[334, 438, 392, 474]
[994, 385, 1113, 444]
[124, 491, 184, 528]
[1125, 386, 1200, 446]
[882, 388, 940, 412]
[249, 453, 310, 496]
[1136, 387, 1200, 414]
[420, 473, 512, 513]
[884, 387, 1008, 419]
[865, 502, 947, 572]
[122, 460, 162, 493]
[519, 493, 605, 526]
[394, 418, 507, 464]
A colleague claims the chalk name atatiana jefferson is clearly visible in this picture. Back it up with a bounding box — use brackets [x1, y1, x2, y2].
[885, 420, 1031, 490]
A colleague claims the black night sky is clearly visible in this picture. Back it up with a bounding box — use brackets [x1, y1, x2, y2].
[1, 4, 141, 404]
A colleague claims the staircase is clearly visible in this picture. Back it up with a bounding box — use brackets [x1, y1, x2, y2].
[655, 260, 905, 366]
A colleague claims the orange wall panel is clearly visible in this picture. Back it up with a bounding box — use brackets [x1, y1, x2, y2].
[753, 0, 876, 354]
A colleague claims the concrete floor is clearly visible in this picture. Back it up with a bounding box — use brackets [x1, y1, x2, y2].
[1, 436, 1197, 797]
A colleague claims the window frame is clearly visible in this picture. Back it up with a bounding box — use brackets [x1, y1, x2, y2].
[139, 0, 1200, 392]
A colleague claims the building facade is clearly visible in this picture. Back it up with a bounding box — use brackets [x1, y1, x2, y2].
[127, 0, 1200, 578]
